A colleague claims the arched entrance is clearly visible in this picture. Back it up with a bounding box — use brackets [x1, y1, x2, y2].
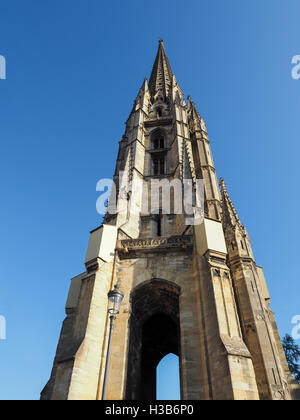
[125, 279, 181, 400]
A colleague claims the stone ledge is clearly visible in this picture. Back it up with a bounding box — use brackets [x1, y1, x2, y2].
[221, 335, 252, 359]
[144, 118, 172, 127]
[117, 235, 193, 254]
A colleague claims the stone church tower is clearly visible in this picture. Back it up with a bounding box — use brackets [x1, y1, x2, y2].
[41, 41, 300, 400]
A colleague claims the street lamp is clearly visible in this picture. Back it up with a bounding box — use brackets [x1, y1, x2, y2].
[101, 284, 124, 400]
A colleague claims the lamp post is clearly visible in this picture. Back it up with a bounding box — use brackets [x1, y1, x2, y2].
[101, 284, 124, 400]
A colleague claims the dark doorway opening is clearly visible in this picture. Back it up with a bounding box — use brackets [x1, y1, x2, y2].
[141, 313, 179, 400]
[125, 279, 181, 400]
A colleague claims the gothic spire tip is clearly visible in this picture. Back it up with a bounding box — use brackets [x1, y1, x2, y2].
[149, 38, 172, 97]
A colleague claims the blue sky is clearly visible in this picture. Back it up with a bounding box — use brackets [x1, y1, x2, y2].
[0, 0, 299, 400]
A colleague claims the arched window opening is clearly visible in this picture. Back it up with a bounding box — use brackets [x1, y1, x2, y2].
[153, 135, 164, 149]
[153, 156, 165, 175]
[157, 353, 180, 400]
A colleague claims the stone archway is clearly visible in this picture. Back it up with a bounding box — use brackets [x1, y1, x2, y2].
[125, 279, 181, 400]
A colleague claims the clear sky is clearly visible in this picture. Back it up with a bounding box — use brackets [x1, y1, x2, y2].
[0, 0, 299, 400]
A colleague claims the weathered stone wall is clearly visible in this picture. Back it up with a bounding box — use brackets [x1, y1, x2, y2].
[41, 259, 114, 400]
[42, 41, 299, 401]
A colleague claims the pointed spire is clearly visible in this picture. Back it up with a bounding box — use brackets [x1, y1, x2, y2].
[149, 40, 173, 98]
[219, 178, 243, 228]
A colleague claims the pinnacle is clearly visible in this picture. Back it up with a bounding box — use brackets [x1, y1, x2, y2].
[187, 96, 200, 117]
[219, 178, 243, 228]
[187, 96, 207, 133]
[149, 40, 173, 98]
[219, 177, 226, 191]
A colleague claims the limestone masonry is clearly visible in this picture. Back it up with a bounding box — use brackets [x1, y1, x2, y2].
[41, 41, 300, 400]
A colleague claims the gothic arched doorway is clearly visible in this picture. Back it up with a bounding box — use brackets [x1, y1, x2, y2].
[125, 279, 181, 400]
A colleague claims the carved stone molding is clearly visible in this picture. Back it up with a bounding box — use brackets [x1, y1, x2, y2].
[213, 268, 221, 277]
[201, 164, 216, 173]
[206, 255, 227, 267]
[118, 235, 193, 253]
[144, 118, 172, 127]
[273, 389, 286, 400]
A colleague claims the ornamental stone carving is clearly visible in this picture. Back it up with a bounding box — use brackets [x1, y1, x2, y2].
[119, 235, 193, 252]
